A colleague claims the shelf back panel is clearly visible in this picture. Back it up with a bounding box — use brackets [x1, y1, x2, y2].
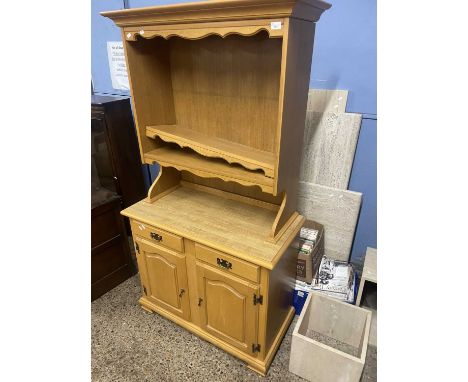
[170, 32, 281, 153]
[181, 172, 284, 206]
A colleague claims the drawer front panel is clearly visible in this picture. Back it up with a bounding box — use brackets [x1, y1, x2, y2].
[131, 220, 184, 252]
[195, 243, 259, 283]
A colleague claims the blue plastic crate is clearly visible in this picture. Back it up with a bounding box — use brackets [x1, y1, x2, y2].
[293, 289, 309, 315]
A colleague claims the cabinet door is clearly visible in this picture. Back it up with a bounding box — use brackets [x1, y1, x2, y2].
[196, 262, 259, 355]
[137, 239, 190, 321]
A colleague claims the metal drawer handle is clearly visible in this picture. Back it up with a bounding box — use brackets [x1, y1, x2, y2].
[179, 289, 185, 298]
[150, 232, 162, 242]
[198, 298, 203, 306]
[217, 258, 232, 270]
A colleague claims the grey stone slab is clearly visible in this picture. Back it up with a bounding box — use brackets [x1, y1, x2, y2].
[300, 111, 362, 189]
[297, 181, 362, 262]
[368, 309, 377, 347]
[307, 89, 349, 113]
[363, 247, 377, 283]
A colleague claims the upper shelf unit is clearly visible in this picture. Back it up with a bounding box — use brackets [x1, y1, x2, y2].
[102, 0, 331, 196]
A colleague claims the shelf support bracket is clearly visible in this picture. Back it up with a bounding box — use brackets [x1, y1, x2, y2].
[268, 192, 298, 243]
[146, 166, 181, 203]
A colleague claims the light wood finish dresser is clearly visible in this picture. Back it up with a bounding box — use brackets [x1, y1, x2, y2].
[102, 0, 330, 375]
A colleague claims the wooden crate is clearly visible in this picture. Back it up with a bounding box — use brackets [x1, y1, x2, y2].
[289, 291, 371, 382]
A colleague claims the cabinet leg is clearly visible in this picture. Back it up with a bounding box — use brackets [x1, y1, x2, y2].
[246, 364, 267, 377]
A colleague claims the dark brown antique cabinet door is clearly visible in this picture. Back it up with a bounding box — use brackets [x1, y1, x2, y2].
[137, 239, 190, 321]
[196, 262, 259, 355]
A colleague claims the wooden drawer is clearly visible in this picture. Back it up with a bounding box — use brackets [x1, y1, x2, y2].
[195, 243, 259, 283]
[131, 220, 184, 253]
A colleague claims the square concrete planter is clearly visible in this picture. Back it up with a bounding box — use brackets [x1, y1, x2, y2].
[289, 291, 372, 382]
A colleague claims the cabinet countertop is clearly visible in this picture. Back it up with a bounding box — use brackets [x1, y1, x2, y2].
[122, 185, 303, 269]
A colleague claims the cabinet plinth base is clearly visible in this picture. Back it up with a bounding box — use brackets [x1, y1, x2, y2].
[139, 296, 295, 376]
[141, 305, 154, 314]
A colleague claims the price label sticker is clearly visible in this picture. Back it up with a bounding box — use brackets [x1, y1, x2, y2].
[271, 21, 282, 30]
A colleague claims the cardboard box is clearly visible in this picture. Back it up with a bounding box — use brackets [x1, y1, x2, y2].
[294, 220, 324, 283]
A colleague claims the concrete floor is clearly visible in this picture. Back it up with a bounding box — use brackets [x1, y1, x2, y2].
[92, 275, 377, 381]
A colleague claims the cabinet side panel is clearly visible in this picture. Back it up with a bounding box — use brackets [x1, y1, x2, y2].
[265, 244, 297, 352]
[123, 36, 176, 161]
[104, 99, 147, 206]
[276, 19, 315, 204]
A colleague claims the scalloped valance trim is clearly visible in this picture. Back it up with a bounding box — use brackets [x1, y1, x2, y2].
[125, 25, 282, 41]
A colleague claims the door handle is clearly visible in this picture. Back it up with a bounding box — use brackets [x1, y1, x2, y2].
[198, 298, 203, 306]
[179, 289, 185, 298]
[217, 257, 232, 269]
[150, 232, 162, 242]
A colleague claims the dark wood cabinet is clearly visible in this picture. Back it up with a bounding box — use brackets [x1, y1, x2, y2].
[91, 197, 134, 300]
[91, 95, 146, 300]
[91, 95, 146, 211]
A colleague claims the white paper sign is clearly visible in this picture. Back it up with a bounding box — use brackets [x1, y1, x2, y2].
[107, 41, 129, 91]
[271, 21, 282, 30]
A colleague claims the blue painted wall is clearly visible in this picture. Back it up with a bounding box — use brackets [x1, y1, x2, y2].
[91, 0, 377, 265]
[348, 118, 377, 266]
[91, 0, 128, 96]
[311, 0, 376, 116]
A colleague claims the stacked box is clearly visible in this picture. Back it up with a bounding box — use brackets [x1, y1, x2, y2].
[293, 220, 324, 283]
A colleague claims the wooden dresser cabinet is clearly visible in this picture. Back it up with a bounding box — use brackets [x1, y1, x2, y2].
[102, 0, 330, 375]
[124, 184, 304, 374]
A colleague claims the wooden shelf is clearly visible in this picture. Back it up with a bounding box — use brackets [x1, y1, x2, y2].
[146, 125, 275, 177]
[144, 146, 274, 193]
